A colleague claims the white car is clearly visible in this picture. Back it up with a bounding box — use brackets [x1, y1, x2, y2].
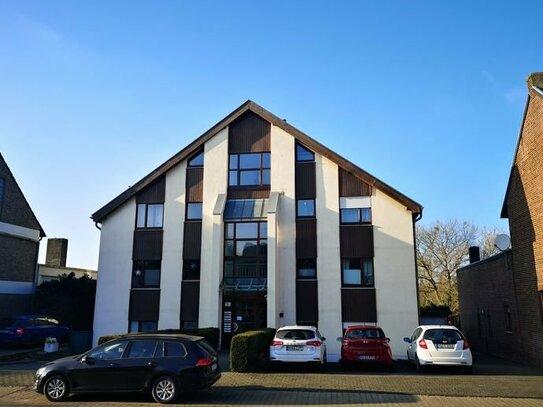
[269, 325, 326, 365]
[404, 325, 473, 373]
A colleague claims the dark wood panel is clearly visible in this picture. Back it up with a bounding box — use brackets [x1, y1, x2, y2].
[183, 221, 202, 259]
[133, 230, 163, 260]
[186, 168, 204, 202]
[229, 111, 271, 153]
[339, 168, 371, 197]
[129, 289, 160, 321]
[296, 219, 317, 258]
[227, 187, 270, 200]
[340, 225, 373, 258]
[295, 162, 316, 199]
[136, 176, 165, 203]
[180, 281, 200, 321]
[296, 280, 318, 323]
[341, 288, 376, 322]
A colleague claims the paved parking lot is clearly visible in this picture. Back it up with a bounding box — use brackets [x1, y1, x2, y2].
[0, 353, 541, 406]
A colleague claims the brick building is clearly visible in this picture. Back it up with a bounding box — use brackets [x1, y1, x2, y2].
[0, 153, 45, 317]
[458, 72, 543, 366]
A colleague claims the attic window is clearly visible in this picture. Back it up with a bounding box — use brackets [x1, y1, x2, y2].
[296, 143, 314, 162]
[188, 151, 204, 167]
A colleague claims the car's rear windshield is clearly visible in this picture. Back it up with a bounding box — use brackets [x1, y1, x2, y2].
[0, 318, 20, 327]
[345, 328, 384, 339]
[423, 329, 463, 342]
[195, 339, 217, 357]
[276, 329, 315, 340]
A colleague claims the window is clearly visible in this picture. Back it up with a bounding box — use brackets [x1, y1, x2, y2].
[164, 341, 188, 357]
[229, 152, 270, 187]
[186, 203, 203, 220]
[504, 305, 512, 332]
[180, 320, 198, 330]
[342, 258, 374, 287]
[136, 203, 164, 228]
[296, 143, 314, 162]
[183, 260, 200, 280]
[132, 261, 161, 288]
[88, 340, 129, 360]
[126, 340, 158, 358]
[188, 151, 204, 167]
[297, 259, 316, 279]
[297, 199, 315, 218]
[340, 208, 371, 224]
[129, 321, 158, 333]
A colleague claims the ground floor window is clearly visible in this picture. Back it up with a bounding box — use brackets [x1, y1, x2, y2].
[129, 320, 158, 333]
[180, 320, 198, 330]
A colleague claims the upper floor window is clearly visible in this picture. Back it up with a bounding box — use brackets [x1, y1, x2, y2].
[342, 258, 374, 287]
[296, 143, 314, 162]
[132, 260, 161, 288]
[297, 199, 315, 218]
[136, 204, 163, 228]
[186, 203, 203, 220]
[229, 153, 270, 187]
[340, 208, 371, 224]
[297, 258, 316, 279]
[188, 151, 204, 167]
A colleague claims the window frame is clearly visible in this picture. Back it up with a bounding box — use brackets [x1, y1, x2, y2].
[135, 203, 164, 229]
[296, 258, 317, 279]
[128, 320, 158, 333]
[187, 150, 204, 167]
[296, 199, 316, 218]
[228, 152, 271, 187]
[224, 221, 268, 282]
[295, 143, 315, 162]
[186, 202, 203, 221]
[339, 207, 372, 225]
[182, 259, 201, 281]
[341, 257, 374, 287]
[132, 260, 162, 288]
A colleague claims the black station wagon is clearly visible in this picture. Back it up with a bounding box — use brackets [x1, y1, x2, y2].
[34, 334, 220, 404]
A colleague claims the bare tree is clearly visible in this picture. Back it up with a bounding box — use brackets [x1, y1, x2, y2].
[416, 220, 502, 316]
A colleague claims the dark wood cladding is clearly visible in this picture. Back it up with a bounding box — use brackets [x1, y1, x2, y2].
[129, 289, 160, 321]
[180, 281, 200, 321]
[186, 168, 203, 202]
[295, 162, 316, 199]
[339, 168, 371, 197]
[136, 176, 165, 203]
[227, 187, 270, 200]
[296, 219, 317, 258]
[183, 222, 202, 259]
[340, 225, 374, 258]
[342, 288, 376, 322]
[296, 281, 318, 323]
[229, 111, 271, 153]
[133, 230, 163, 260]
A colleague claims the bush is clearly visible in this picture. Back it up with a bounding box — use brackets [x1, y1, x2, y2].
[230, 328, 276, 372]
[97, 327, 221, 349]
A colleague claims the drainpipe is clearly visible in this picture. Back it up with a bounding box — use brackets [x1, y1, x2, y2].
[412, 211, 423, 325]
[94, 222, 101, 231]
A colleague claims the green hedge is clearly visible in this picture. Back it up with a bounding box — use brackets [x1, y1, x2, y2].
[230, 328, 276, 372]
[97, 327, 220, 349]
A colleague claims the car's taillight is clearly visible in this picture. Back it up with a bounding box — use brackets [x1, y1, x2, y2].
[271, 340, 283, 346]
[463, 339, 469, 350]
[15, 328, 24, 336]
[418, 339, 428, 349]
[195, 357, 214, 367]
[306, 341, 322, 347]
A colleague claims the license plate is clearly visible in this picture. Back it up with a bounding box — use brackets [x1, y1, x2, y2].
[286, 345, 304, 351]
[436, 344, 455, 349]
[359, 355, 375, 360]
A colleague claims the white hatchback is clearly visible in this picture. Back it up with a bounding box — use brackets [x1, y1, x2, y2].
[269, 326, 326, 365]
[404, 325, 473, 373]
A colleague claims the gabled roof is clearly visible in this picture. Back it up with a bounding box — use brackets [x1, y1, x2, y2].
[501, 72, 543, 218]
[0, 153, 45, 237]
[92, 101, 422, 223]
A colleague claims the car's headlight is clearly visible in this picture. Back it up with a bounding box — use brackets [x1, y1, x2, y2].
[35, 367, 46, 377]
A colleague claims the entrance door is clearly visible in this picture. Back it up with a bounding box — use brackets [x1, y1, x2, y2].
[222, 294, 267, 349]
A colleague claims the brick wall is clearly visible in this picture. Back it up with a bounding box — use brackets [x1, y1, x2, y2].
[504, 85, 543, 366]
[0, 234, 39, 282]
[457, 251, 526, 363]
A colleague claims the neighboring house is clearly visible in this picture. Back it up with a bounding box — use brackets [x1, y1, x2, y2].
[37, 238, 97, 285]
[458, 72, 543, 367]
[0, 153, 45, 318]
[91, 101, 423, 361]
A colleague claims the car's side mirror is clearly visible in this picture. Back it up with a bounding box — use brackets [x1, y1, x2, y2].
[403, 337, 410, 343]
[336, 337, 343, 342]
[386, 338, 391, 342]
[321, 337, 326, 341]
[81, 355, 94, 364]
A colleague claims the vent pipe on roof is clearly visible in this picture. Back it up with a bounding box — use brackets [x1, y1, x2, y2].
[468, 246, 480, 264]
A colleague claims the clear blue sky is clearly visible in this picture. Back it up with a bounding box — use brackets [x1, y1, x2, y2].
[1, 1, 542, 270]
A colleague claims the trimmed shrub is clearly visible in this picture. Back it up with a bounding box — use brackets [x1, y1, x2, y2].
[97, 327, 220, 349]
[230, 328, 276, 372]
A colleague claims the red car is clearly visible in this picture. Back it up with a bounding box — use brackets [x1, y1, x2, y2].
[338, 325, 392, 367]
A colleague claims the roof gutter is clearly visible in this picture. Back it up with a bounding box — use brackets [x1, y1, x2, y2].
[94, 221, 101, 231]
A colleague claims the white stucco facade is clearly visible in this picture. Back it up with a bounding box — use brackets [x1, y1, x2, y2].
[92, 198, 135, 345]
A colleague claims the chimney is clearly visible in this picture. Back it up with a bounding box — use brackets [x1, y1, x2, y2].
[527, 72, 543, 90]
[46, 238, 68, 267]
[468, 246, 480, 264]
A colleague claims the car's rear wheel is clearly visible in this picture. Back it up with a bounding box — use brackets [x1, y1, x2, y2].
[464, 365, 473, 375]
[415, 356, 425, 373]
[152, 375, 179, 404]
[43, 375, 70, 402]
